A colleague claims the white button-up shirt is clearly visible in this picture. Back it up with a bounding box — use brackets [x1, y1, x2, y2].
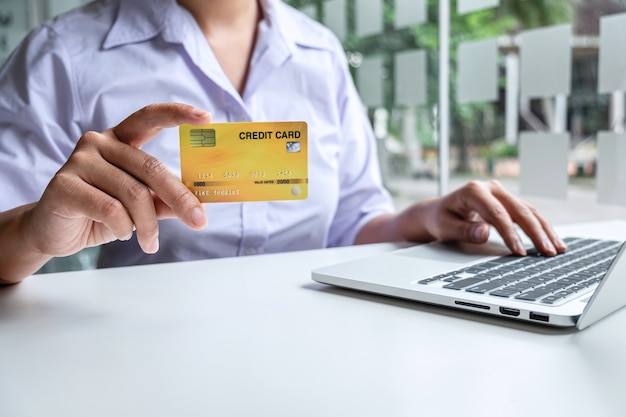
[0, 0, 395, 267]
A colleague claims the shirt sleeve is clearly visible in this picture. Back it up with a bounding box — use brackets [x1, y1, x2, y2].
[0, 24, 83, 211]
[325, 49, 396, 247]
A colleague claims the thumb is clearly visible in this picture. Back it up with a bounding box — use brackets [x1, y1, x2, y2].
[468, 222, 490, 243]
[438, 217, 490, 243]
[110, 103, 212, 149]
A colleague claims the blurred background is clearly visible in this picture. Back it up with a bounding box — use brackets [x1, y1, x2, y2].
[282, 0, 626, 220]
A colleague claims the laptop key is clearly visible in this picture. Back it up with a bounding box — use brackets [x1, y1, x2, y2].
[506, 281, 536, 291]
[489, 288, 520, 297]
[466, 279, 509, 293]
[541, 295, 564, 304]
[515, 286, 554, 301]
[417, 277, 442, 284]
[417, 273, 455, 284]
[440, 275, 458, 282]
[443, 277, 487, 290]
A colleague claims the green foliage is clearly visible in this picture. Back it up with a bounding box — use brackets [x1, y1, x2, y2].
[480, 139, 519, 159]
[498, 0, 577, 30]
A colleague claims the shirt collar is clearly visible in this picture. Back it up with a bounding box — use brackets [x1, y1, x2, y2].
[103, 0, 196, 50]
[261, 0, 295, 56]
[269, 0, 336, 52]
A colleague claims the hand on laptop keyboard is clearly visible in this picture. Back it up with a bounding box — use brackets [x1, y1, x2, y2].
[386, 180, 568, 257]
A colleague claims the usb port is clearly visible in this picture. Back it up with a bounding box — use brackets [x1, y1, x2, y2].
[529, 312, 549, 322]
[499, 307, 520, 317]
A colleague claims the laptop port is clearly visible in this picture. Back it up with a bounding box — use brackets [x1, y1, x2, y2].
[529, 312, 549, 322]
[455, 301, 490, 310]
[499, 307, 520, 317]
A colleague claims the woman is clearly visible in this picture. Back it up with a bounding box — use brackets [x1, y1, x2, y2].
[0, 0, 566, 284]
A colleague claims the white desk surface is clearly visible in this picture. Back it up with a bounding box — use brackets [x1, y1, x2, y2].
[2, 221, 626, 417]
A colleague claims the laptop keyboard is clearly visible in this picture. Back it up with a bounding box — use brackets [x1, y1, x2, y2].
[417, 237, 622, 305]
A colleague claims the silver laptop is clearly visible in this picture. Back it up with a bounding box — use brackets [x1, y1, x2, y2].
[312, 226, 626, 330]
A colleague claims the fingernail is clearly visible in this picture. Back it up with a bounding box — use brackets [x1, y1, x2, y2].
[148, 239, 159, 254]
[514, 239, 526, 256]
[471, 224, 489, 242]
[191, 207, 207, 228]
[543, 238, 556, 254]
[193, 107, 211, 118]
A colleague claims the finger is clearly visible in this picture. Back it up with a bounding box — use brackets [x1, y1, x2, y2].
[530, 207, 568, 253]
[511, 202, 566, 254]
[151, 194, 183, 219]
[488, 181, 562, 256]
[62, 138, 165, 253]
[436, 212, 491, 244]
[38, 170, 135, 254]
[94, 132, 207, 231]
[110, 103, 211, 149]
[65, 182, 135, 244]
[457, 181, 527, 256]
[73, 148, 161, 253]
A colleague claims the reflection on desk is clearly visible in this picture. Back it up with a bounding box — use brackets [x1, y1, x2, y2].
[1, 228, 625, 417]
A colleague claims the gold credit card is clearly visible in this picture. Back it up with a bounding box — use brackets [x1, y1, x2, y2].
[179, 121, 308, 203]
